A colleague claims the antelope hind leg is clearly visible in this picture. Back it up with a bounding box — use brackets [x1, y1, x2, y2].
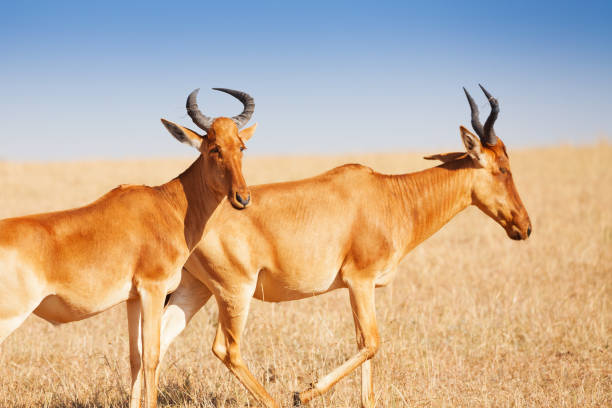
[0, 313, 32, 345]
[159, 270, 212, 361]
[298, 281, 379, 407]
[0, 266, 46, 344]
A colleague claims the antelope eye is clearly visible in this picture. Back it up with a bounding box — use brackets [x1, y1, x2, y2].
[210, 146, 220, 154]
[499, 167, 507, 174]
[240, 146, 246, 152]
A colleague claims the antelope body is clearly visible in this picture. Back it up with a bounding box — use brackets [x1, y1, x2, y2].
[140, 86, 532, 407]
[0, 88, 257, 408]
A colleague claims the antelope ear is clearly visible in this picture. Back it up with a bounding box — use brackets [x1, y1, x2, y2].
[460, 125, 487, 167]
[238, 123, 257, 141]
[161, 119, 203, 150]
[423, 152, 467, 162]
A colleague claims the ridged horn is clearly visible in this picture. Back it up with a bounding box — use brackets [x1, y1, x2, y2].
[186, 88, 213, 132]
[212, 88, 255, 129]
[479, 84, 499, 146]
[463, 87, 484, 139]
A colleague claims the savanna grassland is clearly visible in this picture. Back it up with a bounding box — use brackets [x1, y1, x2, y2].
[0, 144, 610, 407]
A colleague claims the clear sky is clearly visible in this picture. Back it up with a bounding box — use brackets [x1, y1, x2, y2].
[1, 1, 610, 160]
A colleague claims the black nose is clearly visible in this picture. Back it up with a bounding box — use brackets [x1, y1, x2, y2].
[236, 192, 250, 206]
[510, 231, 522, 240]
[527, 225, 532, 237]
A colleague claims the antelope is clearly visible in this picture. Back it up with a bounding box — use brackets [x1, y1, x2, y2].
[144, 85, 531, 407]
[0, 88, 257, 408]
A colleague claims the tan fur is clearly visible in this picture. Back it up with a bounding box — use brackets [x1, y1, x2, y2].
[0, 117, 255, 408]
[149, 128, 531, 407]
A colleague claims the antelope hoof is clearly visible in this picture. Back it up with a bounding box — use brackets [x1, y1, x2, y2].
[297, 387, 318, 405]
[292, 391, 303, 406]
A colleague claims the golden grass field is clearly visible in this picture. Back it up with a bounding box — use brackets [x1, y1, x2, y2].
[0, 144, 610, 407]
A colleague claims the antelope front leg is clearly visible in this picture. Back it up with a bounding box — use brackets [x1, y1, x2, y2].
[298, 281, 379, 407]
[127, 299, 143, 408]
[138, 284, 166, 408]
[212, 293, 280, 408]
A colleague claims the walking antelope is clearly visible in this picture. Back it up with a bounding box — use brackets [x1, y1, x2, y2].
[144, 85, 531, 407]
[0, 88, 257, 408]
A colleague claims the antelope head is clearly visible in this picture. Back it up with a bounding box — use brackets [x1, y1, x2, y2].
[461, 85, 531, 240]
[427, 85, 532, 240]
[161, 88, 257, 209]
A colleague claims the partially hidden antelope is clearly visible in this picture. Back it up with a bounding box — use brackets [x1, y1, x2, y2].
[0, 88, 257, 408]
[146, 85, 531, 408]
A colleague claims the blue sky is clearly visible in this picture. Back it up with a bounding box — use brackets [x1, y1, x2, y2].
[1, 1, 610, 160]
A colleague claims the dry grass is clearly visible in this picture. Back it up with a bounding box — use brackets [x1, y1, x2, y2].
[0, 144, 610, 407]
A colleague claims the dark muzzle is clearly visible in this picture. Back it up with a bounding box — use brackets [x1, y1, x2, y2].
[236, 192, 250, 207]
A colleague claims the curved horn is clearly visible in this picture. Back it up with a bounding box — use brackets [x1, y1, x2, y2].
[212, 88, 255, 129]
[463, 87, 484, 139]
[479, 84, 499, 146]
[186, 88, 214, 132]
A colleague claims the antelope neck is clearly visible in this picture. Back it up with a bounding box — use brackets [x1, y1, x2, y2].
[158, 155, 224, 250]
[390, 158, 476, 252]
